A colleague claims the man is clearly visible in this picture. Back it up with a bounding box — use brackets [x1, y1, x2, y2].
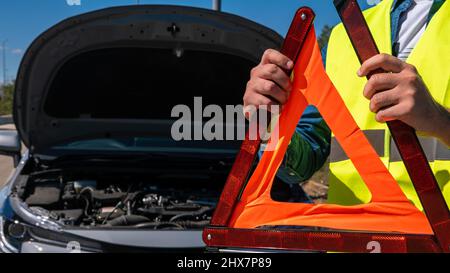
[244, 0, 450, 209]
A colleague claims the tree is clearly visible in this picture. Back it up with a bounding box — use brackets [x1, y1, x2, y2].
[318, 25, 332, 51]
[0, 83, 14, 116]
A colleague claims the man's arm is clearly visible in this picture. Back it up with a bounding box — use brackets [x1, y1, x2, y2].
[284, 106, 331, 182]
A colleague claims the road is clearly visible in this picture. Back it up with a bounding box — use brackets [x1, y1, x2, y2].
[0, 116, 16, 187]
[0, 154, 13, 187]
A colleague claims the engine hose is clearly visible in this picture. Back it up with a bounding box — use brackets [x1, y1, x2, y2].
[105, 215, 150, 227]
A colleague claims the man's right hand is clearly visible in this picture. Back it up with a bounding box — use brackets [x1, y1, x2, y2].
[243, 49, 294, 116]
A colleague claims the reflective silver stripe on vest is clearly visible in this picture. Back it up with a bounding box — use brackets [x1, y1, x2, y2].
[390, 137, 450, 162]
[330, 130, 450, 163]
[330, 130, 385, 162]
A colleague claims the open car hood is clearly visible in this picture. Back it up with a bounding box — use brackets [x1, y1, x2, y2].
[13, 5, 282, 152]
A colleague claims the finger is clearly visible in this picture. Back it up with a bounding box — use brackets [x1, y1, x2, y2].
[375, 105, 403, 123]
[261, 49, 293, 70]
[358, 54, 406, 77]
[363, 73, 400, 99]
[369, 88, 400, 113]
[254, 64, 292, 92]
[243, 105, 257, 120]
[245, 93, 277, 113]
[250, 78, 289, 105]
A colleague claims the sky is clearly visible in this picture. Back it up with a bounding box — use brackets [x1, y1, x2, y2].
[0, 0, 377, 83]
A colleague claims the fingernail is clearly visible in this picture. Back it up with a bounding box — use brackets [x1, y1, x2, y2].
[357, 68, 363, 77]
[286, 61, 294, 69]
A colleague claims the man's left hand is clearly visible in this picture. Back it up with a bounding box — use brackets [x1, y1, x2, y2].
[358, 53, 450, 145]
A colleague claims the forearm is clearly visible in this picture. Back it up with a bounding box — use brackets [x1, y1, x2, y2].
[285, 133, 318, 181]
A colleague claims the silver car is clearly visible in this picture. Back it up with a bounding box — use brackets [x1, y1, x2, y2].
[0, 5, 307, 253]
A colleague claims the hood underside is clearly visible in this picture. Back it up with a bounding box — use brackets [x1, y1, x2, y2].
[14, 5, 282, 152]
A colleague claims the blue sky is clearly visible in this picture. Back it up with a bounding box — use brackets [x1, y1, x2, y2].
[0, 0, 375, 83]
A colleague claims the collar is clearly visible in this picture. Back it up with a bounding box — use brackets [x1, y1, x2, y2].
[392, 0, 446, 10]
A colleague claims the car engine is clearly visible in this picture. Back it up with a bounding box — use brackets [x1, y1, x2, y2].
[21, 173, 219, 230]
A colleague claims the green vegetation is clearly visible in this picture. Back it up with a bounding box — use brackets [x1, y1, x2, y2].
[0, 83, 14, 116]
[318, 25, 332, 51]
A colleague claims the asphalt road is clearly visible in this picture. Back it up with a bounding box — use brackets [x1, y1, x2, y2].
[0, 154, 13, 187]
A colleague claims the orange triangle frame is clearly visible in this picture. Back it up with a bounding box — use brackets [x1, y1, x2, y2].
[204, 7, 449, 253]
[227, 28, 431, 235]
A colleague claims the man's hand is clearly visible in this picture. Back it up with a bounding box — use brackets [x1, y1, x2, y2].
[243, 49, 293, 115]
[358, 53, 450, 145]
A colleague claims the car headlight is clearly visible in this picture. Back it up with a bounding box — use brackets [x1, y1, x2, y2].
[0, 217, 20, 253]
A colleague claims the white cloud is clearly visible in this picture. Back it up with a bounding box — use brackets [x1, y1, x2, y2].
[66, 0, 81, 6]
[367, 0, 381, 5]
[11, 48, 23, 55]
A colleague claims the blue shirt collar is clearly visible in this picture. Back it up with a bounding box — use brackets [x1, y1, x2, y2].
[392, 0, 446, 11]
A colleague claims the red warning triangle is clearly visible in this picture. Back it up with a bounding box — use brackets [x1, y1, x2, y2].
[204, 6, 449, 253]
[227, 26, 430, 234]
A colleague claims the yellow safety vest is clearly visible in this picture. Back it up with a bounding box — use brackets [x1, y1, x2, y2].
[326, 0, 450, 210]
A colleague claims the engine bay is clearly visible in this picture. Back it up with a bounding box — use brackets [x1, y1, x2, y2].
[15, 152, 310, 231]
[20, 172, 220, 230]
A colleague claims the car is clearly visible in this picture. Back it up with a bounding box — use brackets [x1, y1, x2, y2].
[0, 4, 308, 253]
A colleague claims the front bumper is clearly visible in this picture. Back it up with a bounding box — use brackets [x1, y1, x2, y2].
[1, 216, 207, 253]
